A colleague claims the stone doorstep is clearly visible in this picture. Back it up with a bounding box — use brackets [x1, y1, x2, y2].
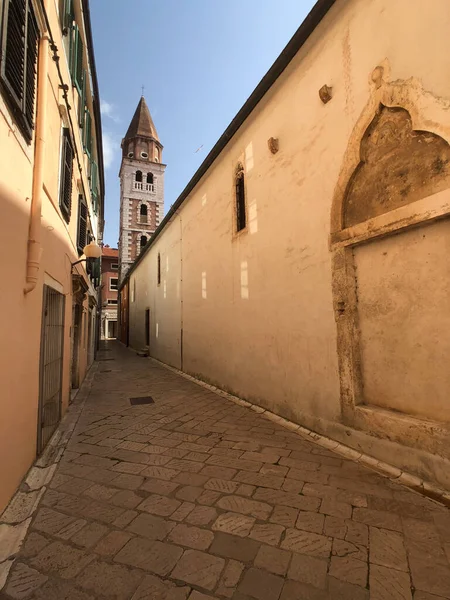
[0, 364, 97, 592]
[154, 358, 450, 510]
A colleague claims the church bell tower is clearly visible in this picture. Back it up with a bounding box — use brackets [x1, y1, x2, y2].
[119, 96, 165, 281]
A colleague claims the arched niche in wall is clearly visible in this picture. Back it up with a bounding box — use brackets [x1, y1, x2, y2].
[330, 66, 450, 458]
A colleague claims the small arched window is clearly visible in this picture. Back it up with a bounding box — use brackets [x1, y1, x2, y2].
[140, 235, 147, 250]
[147, 173, 154, 184]
[235, 163, 246, 232]
[135, 170, 142, 182]
[140, 204, 148, 223]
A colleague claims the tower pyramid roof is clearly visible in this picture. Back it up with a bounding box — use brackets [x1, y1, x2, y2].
[124, 96, 159, 142]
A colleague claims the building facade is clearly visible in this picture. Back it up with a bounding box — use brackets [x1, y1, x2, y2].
[0, 0, 104, 513]
[120, 0, 450, 492]
[118, 96, 165, 282]
[101, 246, 119, 339]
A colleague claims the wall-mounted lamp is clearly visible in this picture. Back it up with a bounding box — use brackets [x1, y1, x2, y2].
[71, 241, 102, 268]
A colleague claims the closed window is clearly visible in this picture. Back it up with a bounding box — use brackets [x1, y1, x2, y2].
[111, 263, 118, 270]
[110, 278, 118, 291]
[59, 128, 74, 223]
[0, 0, 40, 142]
[76, 195, 88, 254]
[235, 164, 246, 232]
[157, 252, 161, 285]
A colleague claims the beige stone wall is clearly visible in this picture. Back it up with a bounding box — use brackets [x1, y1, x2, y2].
[127, 0, 450, 488]
[0, 0, 102, 512]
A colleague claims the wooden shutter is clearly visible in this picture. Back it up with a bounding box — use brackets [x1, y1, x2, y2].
[2, 0, 26, 104]
[60, 129, 73, 222]
[61, 0, 74, 33]
[90, 159, 98, 214]
[84, 109, 92, 155]
[78, 69, 86, 127]
[24, 4, 39, 131]
[1, 0, 39, 140]
[77, 196, 88, 254]
[72, 24, 83, 91]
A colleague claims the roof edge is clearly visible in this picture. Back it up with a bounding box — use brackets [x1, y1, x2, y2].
[119, 0, 336, 290]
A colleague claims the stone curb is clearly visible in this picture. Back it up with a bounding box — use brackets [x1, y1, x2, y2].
[0, 362, 98, 591]
[152, 357, 450, 509]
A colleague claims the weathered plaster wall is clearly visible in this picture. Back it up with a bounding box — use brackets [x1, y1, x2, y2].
[0, 1, 101, 512]
[128, 0, 450, 488]
[129, 216, 182, 369]
[355, 219, 450, 422]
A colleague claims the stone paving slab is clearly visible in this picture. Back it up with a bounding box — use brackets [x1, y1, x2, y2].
[1, 342, 450, 599]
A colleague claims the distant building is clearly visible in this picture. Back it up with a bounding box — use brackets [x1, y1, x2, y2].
[101, 246, 119, 339]
[0, 0, 104, 512]
[118, 0, 450, 493]
[118, 96, 165, 282]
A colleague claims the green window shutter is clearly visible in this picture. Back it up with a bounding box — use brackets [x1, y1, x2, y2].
[70, 24, 83, 90]
[90, 159, 97, 191]
[61, 0, 74, 33]
[78, 69, 86, 128]
[83, 109, 92, 155]
[69, 23, 75, 78]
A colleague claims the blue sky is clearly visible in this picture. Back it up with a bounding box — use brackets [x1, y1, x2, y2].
[90, 1, 316, 247]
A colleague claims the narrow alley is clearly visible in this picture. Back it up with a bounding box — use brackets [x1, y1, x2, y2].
[2, 343, 450, 600]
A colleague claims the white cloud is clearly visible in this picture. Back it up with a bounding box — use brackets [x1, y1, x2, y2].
[102, 131, 116, 169]
[101, 99, 120, 123]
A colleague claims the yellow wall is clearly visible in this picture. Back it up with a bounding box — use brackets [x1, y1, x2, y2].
[127, 0, 450, 489]
[0, 0, 102, 512]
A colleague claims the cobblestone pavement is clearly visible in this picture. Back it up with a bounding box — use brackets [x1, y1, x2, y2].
[3, 342, 450, 600]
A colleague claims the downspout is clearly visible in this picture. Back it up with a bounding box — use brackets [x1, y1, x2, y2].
[24, 9, 49, 294]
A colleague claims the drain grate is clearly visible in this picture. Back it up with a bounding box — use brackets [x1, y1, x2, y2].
[130, 396, 154, 406]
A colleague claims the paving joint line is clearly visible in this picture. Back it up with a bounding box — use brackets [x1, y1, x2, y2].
[150, 355, 450, 509]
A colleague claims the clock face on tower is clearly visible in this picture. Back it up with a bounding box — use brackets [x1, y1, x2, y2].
[118, 96, 165, 282]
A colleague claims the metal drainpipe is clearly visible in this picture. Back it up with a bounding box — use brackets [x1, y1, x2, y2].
[24, 15, 50, 294]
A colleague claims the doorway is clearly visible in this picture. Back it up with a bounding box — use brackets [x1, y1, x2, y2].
[38, 286, 65, 454]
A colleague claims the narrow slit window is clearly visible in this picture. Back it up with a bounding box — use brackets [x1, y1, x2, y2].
[140, 204, 148, 223]
[235, 165, 246, 232]
[140, 235, 147, 251]
[157, 253, 161, 285]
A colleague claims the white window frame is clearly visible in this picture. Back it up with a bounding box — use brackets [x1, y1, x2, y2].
[109, 277, 118, 291]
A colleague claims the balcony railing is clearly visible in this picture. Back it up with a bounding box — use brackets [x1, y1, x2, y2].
[134, 182, 154, 192]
